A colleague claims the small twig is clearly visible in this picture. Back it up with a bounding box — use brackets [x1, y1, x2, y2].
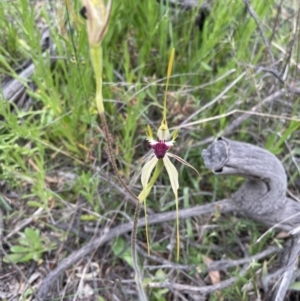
[243, 0, 275, 65]
[177, 109, 300, 134]
[269, 0, 284, 44]
[99, 112, 139, 203]
[221, 89, 286, 137]
[184, 88, 295, 149]
[0, 207, 3, 268]
[51, 197, 83, 268]
[138, 244, 196, 271]
[98, 174, 143, 207]
[131, 202, 148, 301]
[256, 67, 285, 84]
[181, 72, 245, 125]
[271, 236, 300, 301]
[207, 246, 281, 272]
[1, 27, 56, 104]
[4, 207, 44, 240]
[284, 139, 300, 177]
[148, 265, 249, 294]
[141, 243, 281, 272]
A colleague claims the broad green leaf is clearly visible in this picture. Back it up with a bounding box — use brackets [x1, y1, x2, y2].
[10, 246, 30, 253]
[4, 253, 33, 263]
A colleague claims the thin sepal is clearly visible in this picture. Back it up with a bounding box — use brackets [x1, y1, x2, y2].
[146, 124, 153, 140]
[139, 160, 164, 256]
[163, 155, 180, 260]
[167, 153, 200, 176]
[172, 129, 178, 141]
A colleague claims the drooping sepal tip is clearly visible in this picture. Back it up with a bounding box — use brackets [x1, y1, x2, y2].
[163, 48, 175, 120]
[146, 125, 153, 140]
[172, 129, 178, 141]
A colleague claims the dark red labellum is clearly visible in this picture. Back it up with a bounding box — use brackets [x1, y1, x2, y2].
[151, 141, 170, 159]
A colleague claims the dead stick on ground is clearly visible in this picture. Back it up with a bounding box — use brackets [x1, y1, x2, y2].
[140, 244, 281, 272]
[37, 200, 235, 300]
[148, 265, 249, 294]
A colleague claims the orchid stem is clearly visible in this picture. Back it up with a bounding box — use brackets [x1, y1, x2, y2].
[85, 3, 148, 299]
[90, 38, 148, 301]
[99, 112, 138, 200]
[90, 46, 104, 113]
[90, 43, 138, 201]
[131, 161, 164, 301]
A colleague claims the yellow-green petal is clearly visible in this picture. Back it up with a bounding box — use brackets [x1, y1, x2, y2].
[141, 155, 158, 189]
[163, 155, 179, 195]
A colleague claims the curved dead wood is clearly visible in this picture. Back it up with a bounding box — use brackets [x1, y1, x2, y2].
[1, 27, 56, 105]
[202, 137, 300, 300]
[202, 137, 300, 231]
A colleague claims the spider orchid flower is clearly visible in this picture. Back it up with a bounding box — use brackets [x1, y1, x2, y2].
[140, 120, 199, 260]
[141, 121, 198, 201]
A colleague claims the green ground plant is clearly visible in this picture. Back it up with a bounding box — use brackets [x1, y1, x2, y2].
[4, 227, 56, 263]
[0, 0, 299, 300]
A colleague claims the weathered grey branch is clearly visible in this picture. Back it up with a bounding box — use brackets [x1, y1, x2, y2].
[202, 137, 300, 231]
[1, 27, 56, 104]
[202, 137, 300, 300]
[142, 244, 281, 271]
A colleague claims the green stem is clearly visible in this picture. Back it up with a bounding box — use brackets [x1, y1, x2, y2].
[131, 161, 164, 300]
[90, 43, 138, 201]
[90, 45, 104, 113]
